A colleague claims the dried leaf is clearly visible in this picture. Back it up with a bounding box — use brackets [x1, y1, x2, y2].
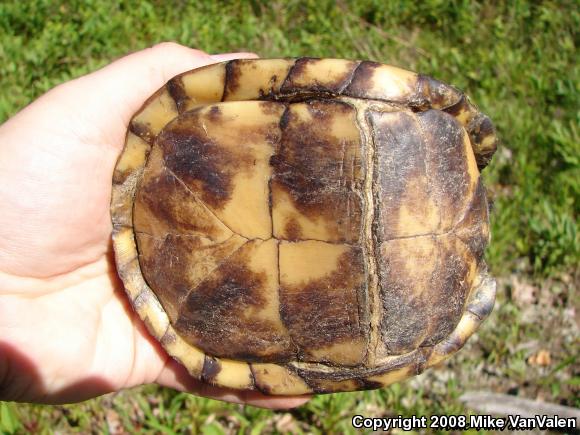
[528, 349, 552, 366]
[105, 409, 124, 435]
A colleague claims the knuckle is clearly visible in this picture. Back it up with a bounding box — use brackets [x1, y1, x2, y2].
[150, 42, 208, 58]
[151, 41, 182, 52]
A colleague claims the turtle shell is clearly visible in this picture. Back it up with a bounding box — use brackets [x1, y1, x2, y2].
[111, 58, 498, 394]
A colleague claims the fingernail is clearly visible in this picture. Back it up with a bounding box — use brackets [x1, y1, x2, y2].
[210, 52, 260, 61]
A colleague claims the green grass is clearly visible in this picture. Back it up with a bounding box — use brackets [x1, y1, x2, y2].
[0, 0, 578, 433]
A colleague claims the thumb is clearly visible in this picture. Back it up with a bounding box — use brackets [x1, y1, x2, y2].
[84, 43, 258, 124]
[1, 43, 258, 144]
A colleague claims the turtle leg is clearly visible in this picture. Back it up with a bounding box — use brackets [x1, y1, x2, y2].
[415, 75, 498, 169]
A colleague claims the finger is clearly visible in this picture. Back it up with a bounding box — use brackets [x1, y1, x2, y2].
[75, 43, 258, 127]
[210, 52, 259, 62]
[156, 358, 311, 410]
[4, 43, 258, 140]
[1, 42, 259, 152]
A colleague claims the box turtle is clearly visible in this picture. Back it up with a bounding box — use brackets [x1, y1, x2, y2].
[111, 58, 498, 395]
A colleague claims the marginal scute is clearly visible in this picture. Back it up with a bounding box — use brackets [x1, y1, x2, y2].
[113, 132, 151, 184]
[111, 57, 497, 395]
[468, 113, 498, 168]
[416, 75, 463, 110]
[223, 58, 295, 101]
[114, 258, 142, 301]
[466, 272, 496, 320]
[251, 364, 313, 395]
[177, 63, 226, 111]
[202, 356, 222, 383]
[365, 366, 413, 387]
[304, 377, 361, 393]
[112, 227, 138, 267]
[281, 58, 359, 94]
[131, 88, 178, 142]
[163, 332, 205, 377]
[428, 312, 480, 367]
[344, 61, 418, 101]
[214, 359, 254, 390]
[134, 291, 170, 341]
[110, 175, 137, 228]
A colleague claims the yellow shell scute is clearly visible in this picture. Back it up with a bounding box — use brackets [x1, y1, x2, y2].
[251, 363, 312, 395]
[163, 332, 205, 378]
[132, 88, 178, 139]
[180, 63, 226, 109]
[114, 132, 150, 177]
[223, 59, 294, 101]
[213, 359, 254, 390]
[279, 241, 348, 286]
[366, 366, 413, 386]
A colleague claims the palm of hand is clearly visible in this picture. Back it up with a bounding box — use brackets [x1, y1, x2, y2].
[0, 44, 307, 409]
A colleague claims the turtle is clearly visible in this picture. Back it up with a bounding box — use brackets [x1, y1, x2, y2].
[111, 58, 498, 395]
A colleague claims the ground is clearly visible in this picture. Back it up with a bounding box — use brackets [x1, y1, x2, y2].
[0, 1, 578, 433]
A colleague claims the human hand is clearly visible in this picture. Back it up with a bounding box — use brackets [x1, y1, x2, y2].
[0, 42, 309, 409]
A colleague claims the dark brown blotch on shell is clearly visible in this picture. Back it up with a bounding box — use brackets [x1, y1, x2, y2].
[129, 121, 154, 144]
[159, 130, 233, 209]
[370, 109, 433, 241]
[279, 247, 367, 364]
[222, 59, 260, 101]
[343, 61, 383, 99]
[300, 377, 365, 394]
[416, 75, 463, 110]
[160, 330, 177, 346]
[136, 234, 196, 322]
[283, 218, 303, 241]
[378, 237, 473, 354]
[166, 77, 189, 113]
[369, 108, 474, 240]
[419, 244, 472, 348]
[135, 171, 224, 239]
[280, 58, 359, 95]
[469, 113, 497, 168]
[455, 180, 490, 261]
[418, 109, 472, 228]
[260, 100, 285, 116]
[157, 112, 242, 211]
[442, 95, 469, 118]
[249, 365, 271, 394]
[468, 294, 495, 320]
[271, 100, 363, 243]
[202, 356, 222, 383]
[466, 276, 496, 320]
[207, 105, 222, 121]
[434, 334, 466, 357]
[174, 241, 296, 362]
